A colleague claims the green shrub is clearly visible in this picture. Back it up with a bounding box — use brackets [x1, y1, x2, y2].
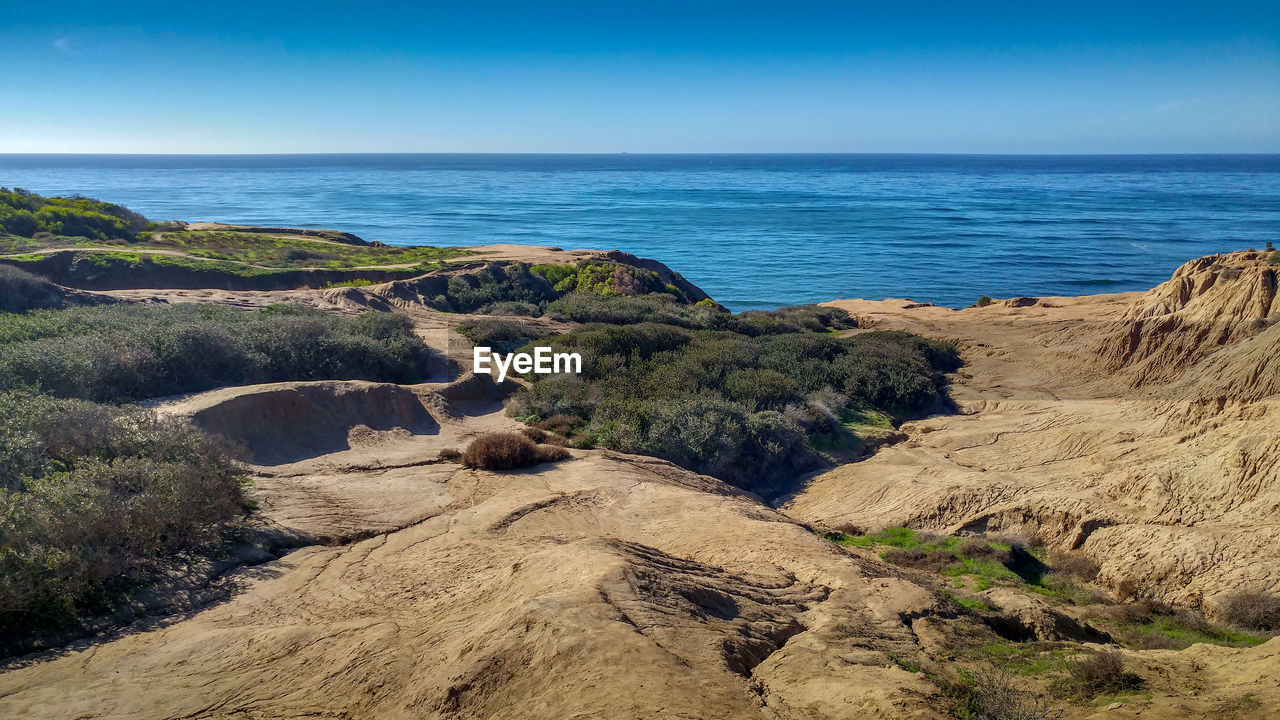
[320, 278, 375, 289]
[460, 432, 570, 470]
[0, 265, 65, 313]
[457, 318, 540, 354]
[443, 263, 558, 312]
[0, 391, 245, 643]
[543, 292, 719, 326]
[510, 322, 958, 491]
[0, 188, 148, 241]
[0, 304, 440, 402]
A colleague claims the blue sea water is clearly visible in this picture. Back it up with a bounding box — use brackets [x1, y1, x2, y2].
[1, 154, 1277, 311]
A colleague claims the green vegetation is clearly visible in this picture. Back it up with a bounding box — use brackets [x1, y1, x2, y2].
[0, 304, 440, 402]
[321, 278, 376, 289]
[0, 190, 472, 291]
[530, 261, 679, 297]
[834, 527, 1273, 656]
[1088, 601, 1269, 649]
[0, 264, 66, 312]
[437, 260, 706, 315]
[510, 319, 958, 491]
[1268, 251, 1280, 264]
[0, 391, 246, 647]
[457, 317, 541, 354]
[0, 188, 148, 243]
[1058, 651, 1141, 699]
[0, 293, 444, 647]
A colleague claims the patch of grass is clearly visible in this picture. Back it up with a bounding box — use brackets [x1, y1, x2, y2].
[1089, 600, 1269, 650]
[943, 590, 996, 613]
[977, 643, 1071, 676]
[147, 229, 468, 269]
[935, 667, 1058, 720]
[838, 406, 895, 431]
[1268, 251, 1280, 265]
[320, 278, 376, 289]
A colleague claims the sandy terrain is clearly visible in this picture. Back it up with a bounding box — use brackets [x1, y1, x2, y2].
[786, 251, 1280, 611]
[0, 250, 1276, 718]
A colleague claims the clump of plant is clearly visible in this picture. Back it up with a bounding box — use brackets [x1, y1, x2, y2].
[1058, 650, 1141, 698]
[936, 667, 1058, 720]
[0, 264, 66, 312]
[1088, 599, 1268, 649]
[1215, 588, 1280, 632]
[460, 432, 570, 470]
[0, 303, 442, 402]
[0, 391, 246, 648]
[458, 317, 541, 354]
[320, 278, 375, 289]
[511, 322, 958, 492]
[0, 187, 149, 242]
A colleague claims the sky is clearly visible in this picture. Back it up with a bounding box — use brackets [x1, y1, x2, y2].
[1, 1, 1277, 153]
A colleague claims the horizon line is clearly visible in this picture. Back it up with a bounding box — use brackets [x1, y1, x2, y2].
[2, 151, 1278, 157]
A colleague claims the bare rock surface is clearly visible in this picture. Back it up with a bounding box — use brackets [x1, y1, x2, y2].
[785, 251, 1280, 610]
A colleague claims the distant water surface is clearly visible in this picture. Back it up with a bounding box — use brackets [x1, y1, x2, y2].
[1, 154, 1277, 310]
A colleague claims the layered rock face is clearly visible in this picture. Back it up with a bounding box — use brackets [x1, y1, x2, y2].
[787, 251, 1280, 612]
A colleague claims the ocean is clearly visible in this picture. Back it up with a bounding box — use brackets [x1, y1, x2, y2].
[1, 154, 1277, 310]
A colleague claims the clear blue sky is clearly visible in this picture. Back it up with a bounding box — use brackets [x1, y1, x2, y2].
[2, 1, 1277, 153]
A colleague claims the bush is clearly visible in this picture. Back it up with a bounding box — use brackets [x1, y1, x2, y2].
[1048, 553, 1101, 584]
[458, 317, 540, 354]
[939, 668, 1057, 720]
[544, 292, 719, 326]
[1216, 588, 1280, 631]
[460, 432, 570, 470]
[478, 300, 542, 316]
[437, 448, 462, 462]
[0, 188, 148, 241]
[0, 264, 65, 313]
[443, 263, 558, 312]
[510, 322, 958, 491]
[532, 414, 582, 436]
[0, 391, 245, 643]
[0, 304, 441, 402]
[1063, 651, 1140, 697]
